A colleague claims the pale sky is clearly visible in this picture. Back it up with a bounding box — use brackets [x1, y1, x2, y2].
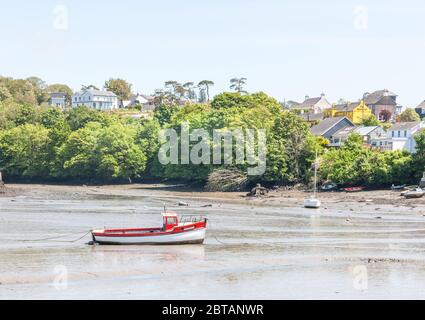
[1, 0, 425, 106]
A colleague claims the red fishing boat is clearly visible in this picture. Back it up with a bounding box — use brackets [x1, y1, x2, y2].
[343, 187, 365, 193]
[91, 212, 207, 245]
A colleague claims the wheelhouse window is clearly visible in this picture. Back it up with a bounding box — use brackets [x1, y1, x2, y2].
[167, 217, 177, 225]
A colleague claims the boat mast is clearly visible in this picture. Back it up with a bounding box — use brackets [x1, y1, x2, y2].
[314, 149, 318, 198]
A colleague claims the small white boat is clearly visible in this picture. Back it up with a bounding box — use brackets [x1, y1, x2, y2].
[92, 212, 207, 245]
[404, 188, 425, 199]
[304, 150, 321, 209]
[304, 197, 321, 209]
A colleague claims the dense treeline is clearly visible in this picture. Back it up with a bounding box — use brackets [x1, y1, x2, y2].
[1, 77, 425, 188]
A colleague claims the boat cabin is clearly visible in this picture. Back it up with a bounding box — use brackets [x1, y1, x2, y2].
[162, 212, 179, 231]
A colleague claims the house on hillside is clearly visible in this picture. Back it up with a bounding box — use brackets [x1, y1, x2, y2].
[291, 93, 332, 114]
[49, 92, 67, 108]
[303, 112, 324, 126]
[415, 100, 425, 119]
[310, 116, 355, 141]
[121, 93, 156, 111]
[324, 100, 372, 124]
[371, 121, 424, 153]
[283, 100, 300, 109]
[72, 89, 118, 110]
[363, 89, 399, 121]
[329, 126, 386, 147]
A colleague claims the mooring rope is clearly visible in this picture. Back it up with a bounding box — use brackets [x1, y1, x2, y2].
[0, 230, 92, 243]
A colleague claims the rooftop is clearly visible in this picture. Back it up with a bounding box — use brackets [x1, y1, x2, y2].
[334, 102, 360, 112]
[354, 126, 381, 136]
[310, 116, 354, 136]
[389, 122, 421, 131]
[49, 92, 67, 98]
[76, 89, 117, 97]
[332, 126, 356, 138]
[417, 100, 425, 109]
[303, 112, 324, 122]
[363, 89, 397, 105]
[299, 97, 322, 108]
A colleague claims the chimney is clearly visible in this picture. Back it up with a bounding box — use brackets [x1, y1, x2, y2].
[305, 95, 310, 101]
[321, 93, 325, 97]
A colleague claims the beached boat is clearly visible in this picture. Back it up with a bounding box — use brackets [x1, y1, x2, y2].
[343, 187, 365, 193]
[91, 212, 207, 245]
[304, 197, 321, 209]
[320, 182, 338, 192]
[404, 188, 425, 199]
[304, 150, 321, 209]
[391, 184, 406, 191]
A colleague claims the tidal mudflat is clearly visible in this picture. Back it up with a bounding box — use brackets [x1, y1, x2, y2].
[1, 184, 425, 299]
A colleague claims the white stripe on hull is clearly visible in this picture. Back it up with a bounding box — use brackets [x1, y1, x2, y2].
[93, 228, 206, 245]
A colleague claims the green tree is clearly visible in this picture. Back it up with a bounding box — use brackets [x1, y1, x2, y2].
[164, 81, 180, 95]
[0, 86, 12, 101]
[104, 78, 132, 104]
[399, 108, 420, 122]
[13, 104, 38, 126]
[154, 104, 179, 126]
[0, 124, 50, 177]
[1, 78, 37, 105]
[183, 82, 197, 101]
[66, 106, 109, 131]
[362, 114, 380, 126]
[58, 122, 147, 181]
[263, 112, 318, 184]
[230, 77, 247, 94]
[26, 76, 49, 105]
[198, 80, 214, 102]
[40, 108, 66, 129]
[81, 84, 99, 91]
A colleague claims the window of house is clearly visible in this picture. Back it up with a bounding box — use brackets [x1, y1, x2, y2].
[404, 130, 407, 137]
[392, 131, 395, 138]
[93, 103, 96, 108]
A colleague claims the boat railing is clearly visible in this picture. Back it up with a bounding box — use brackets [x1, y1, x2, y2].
[179, 215, 205, 224]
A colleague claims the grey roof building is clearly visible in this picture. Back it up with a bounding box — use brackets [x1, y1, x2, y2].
[415, 100, 425, 118]
[362, 89, 398, 120]
[310, 116, 355, 140]
[296, 93, 332, 114]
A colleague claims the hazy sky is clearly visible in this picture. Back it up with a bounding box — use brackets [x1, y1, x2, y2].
[1, 0, 425, 106]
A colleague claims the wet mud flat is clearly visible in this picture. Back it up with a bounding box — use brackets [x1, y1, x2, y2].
[1, 184, 425, 299]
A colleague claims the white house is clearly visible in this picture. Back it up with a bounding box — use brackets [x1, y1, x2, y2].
[49, 92, 67, 108]
[329, 126, 386, 148]
[371, 121, 424, 153]
[121, 93, 156, 111]
[72, 89, 118, 110]
[297, 93, 332, 114]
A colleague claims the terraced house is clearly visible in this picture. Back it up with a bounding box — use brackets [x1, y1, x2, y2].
[363, 89, 400, 121]
[324, 100, 372, 124]
[291, 93, 332, 114]
[72, 89, 118, 110]
[371, 121, 425, 153]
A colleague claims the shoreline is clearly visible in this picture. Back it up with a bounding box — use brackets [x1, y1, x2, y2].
[2, 182, 425, 214]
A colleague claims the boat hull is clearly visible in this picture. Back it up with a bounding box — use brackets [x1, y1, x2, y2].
[404, 192, 425, 199]
[92, 227, 206, 245]
[304, 198, 321, 209]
